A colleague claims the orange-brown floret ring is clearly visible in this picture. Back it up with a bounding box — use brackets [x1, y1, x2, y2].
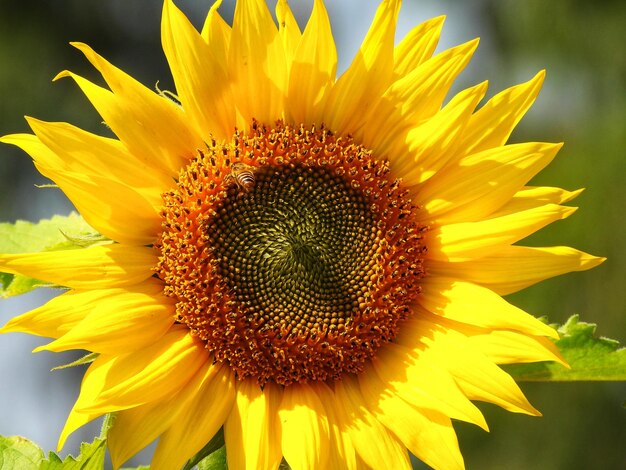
[155, 121, 427, 386]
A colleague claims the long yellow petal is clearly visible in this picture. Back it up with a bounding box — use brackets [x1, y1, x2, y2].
[53, 70, 186, 179]
[457, 71, 546, 156]
[427, 203, 577, 262]
[162, 0, 236, 140]
[416, 142, 562, 224]
[393, 16, 445, 79]
[0, 244, 155, 289]
[108, 360, 218, 469]
[361, 40, 479, 157]
[1, 290, 87, 338]
[371, 344, 488, 430]
[77, 326, 208, 413]
[333, 376, 411, 470]
[468, 329, 568, 366]
[391, 81, 487, 186]
[287, 0, 337, 125]
[151, 364, 236, 470]
[280, 383, 330, 470]
[309, 383, 357, 470]
[324, 0, 400, 135]
[229, 0, 287, 126]
[418, 279, 559, 338]
[1, 279, 164, 339]
[491, 185, 583, 218]
[58, 356, 110, 450]
[397, 318, 542, 415]
[201, 0, 231, 61]
[1, 132, 161, 245]
[34, 283, 174, 354]
[427, 245, 605, 295]
[358, 372, 465, 470]
[224, 380, 283, 470]
[276, 0, 302, 67]
[68, 42, 203, 173]
[25, 118, 170, 195]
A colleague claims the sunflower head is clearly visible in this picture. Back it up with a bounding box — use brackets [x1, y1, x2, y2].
[0, 0, 604, 469]
[156, 120, 427, 386]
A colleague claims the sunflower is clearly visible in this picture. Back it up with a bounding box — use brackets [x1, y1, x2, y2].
[0, 0, 604, 469]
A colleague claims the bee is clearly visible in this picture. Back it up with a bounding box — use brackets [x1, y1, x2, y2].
[226, 162, 257, 193]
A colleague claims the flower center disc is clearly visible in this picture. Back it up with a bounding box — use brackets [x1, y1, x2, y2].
[156, 122, 427, 386]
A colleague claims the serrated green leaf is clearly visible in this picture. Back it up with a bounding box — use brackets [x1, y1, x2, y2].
[0, 435, 45, 470]
[506, 315, 626, 381]
[0, 212, 97, 254]
[0, 212, 106, 298]
[39, 438, 106, 470]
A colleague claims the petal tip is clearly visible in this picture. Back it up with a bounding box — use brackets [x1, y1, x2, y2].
[52, 70, 71, 82]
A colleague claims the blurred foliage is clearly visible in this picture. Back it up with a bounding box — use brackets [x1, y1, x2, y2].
[0, 1, 624, 469]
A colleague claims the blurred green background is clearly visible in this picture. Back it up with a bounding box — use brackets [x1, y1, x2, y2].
[0, 0, 624, 469]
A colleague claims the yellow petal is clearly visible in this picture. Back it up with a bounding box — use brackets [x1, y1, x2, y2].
[287, 0, 337, 125]
[333, 376, 411, 470]
[371, 344, 487, 430]
[26, 118, 164, 242]
[34, 282, 174, 354]
[416, 142, 562, 224]
[276, 0, 302, 67]
[151, 364, 236, 470]
[280, 383, 330, 470]
[393, 16, 445, 79]
[77, 326, 208, 413]
[418, 278, 559, 338]
[427, 245, 605, 295]
[108, 360, 219, 469]
[58, 356, 110, 450]
[53, 70, 187, 178]
[162, 0, 236, 140]
[391, 81, 487, 186]
[398, 318, 541, 415]
[491, 185, 583, 218]
[201, 0, 231, 61]
[1, 290, 87, 338]
[1, 132, 161, 245]
[361, 40, 479, 157]
[324, 0, 401, 135]
[67, 42, 203, 173]
[309, 383, 357, 470]
[458, 71, 546, 156]
[25, 118, 170, 194]
[358, 371, 465, 470]
[427, 203, 577, 262]
[229, 0, 287, 126]
[224, 379, 283, 470]
[0, 244, 155, 289]
[468, 328, 568, 366]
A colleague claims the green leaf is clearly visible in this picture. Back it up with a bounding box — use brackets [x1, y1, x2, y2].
[183, 429, 225, 470]
[0, 212, 106, 298]
[197, 446, 226, 470]
[0, 435, 45, 470]
[506, 315, 626, 381]
[39, 438, 106, 470]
